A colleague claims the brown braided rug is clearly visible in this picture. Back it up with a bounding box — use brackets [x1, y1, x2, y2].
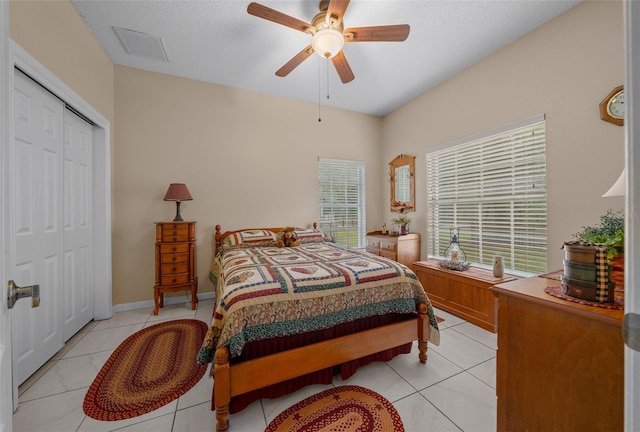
[83, 319, 208, 421]
[265, 385, 404, 432]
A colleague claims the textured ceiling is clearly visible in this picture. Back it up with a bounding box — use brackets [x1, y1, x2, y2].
[71, 0, 581, 117]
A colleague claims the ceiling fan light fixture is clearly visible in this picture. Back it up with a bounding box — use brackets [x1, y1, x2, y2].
[312, 28, 344, 58]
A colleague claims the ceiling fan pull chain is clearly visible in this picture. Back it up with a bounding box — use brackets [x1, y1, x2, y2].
[326, 57, 331, 100]
[318, 58, 322, 122]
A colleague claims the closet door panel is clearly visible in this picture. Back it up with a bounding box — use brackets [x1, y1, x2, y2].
[12, 69, 64, 385]
[63, 109, 93, 340]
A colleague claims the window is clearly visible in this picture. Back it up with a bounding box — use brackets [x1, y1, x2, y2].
[426, 116, 547, 275]
[318, 158, 366, 248]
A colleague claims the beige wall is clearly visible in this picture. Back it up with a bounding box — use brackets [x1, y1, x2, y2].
[10, 0, 114, 123]
[382, 0, 625, 269]
[114, 66, 382, 304]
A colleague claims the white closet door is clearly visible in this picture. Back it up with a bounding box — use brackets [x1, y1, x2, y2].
[12, 69, 65, 385]
[63, 109, 93, 340]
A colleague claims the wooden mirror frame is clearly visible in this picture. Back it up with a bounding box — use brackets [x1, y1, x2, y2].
[389, 154, 415, 213]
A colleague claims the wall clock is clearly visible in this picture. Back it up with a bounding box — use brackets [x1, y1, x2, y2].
[599, 85, 624, 126]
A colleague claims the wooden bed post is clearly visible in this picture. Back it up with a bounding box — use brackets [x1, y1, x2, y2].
[214, 225, 222, 255]
[417, 302, 429, 364]
[214, 347, 231, 432]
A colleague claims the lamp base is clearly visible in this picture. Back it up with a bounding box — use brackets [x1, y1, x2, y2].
[173, 201, 184, 222]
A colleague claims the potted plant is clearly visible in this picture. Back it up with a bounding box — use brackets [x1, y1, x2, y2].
[573, 209, 624, 288]
[392, 215, 412, 235]
[573, 209, 624, 260]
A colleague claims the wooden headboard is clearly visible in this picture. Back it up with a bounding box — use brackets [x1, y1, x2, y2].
[214, 223, 318, 254]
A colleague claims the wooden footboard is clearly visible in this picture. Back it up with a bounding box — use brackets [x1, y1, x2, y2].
[213, 302, 431, 432]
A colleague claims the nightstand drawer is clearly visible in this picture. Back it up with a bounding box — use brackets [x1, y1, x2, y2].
[160, 243, 189, 254]
[158, 223, 189, 242]
[160, 252, 189, 264]
[160, 273, 189, 285]
[160, 262, 189, 275]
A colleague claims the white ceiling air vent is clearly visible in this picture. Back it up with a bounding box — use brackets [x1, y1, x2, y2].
[113, 26, 169, 62]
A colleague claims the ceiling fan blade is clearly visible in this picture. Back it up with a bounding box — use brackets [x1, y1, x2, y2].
[344, 24, 410, 42]
[247, 2, 312, 33]
[331, 51, 355, 83]
[276, 45, 314, 77]
[326, 0, 350, 24]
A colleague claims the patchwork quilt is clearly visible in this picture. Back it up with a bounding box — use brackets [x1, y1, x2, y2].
[197, 241, 440, 365]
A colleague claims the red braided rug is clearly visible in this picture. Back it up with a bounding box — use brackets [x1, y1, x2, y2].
[83, 319, 208, 421]
[265, 385, 404, 432]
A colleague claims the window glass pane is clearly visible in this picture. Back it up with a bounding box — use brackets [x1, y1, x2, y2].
[318, 159, 366, 248]
[426, 119, 547, 275]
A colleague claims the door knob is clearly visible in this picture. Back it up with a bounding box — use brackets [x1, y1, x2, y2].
[7, 280, 40, 309]
[623, 313, 640, 352]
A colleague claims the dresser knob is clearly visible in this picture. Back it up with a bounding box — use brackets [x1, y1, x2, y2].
[172, 267, 177, 271]
[172, 257, 176, 261]
[172, 247, 177, 251]
[172, 278, 177, 283]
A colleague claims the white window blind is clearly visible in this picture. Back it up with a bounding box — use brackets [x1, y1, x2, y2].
[318, 158, 366, 248]
[426, 117, 547, 275]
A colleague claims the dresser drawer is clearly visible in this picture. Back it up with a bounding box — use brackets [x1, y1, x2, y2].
[160, 273, 189, 286]
[160, 262, 189, 275]
[380, 241, 397, 252]
[366, 246, 379, 255]
[158, 223, 189, 242]
[159, 243, 189, 254]
[380, 250, 397, 260]
[160, 252, 189, 264]
[366, 238, 380, 249]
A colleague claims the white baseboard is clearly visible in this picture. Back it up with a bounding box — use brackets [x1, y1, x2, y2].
[110, 291, 216, 315]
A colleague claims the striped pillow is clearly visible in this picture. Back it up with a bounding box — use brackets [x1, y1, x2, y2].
[294, 228, 328, 244]
[222, 230, 277, 249]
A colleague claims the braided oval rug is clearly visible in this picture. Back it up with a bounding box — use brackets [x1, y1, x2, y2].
[265, 385, 404, 432]
[83, 319, 208, 421]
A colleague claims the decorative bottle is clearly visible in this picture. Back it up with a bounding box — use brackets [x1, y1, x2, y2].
[493, 256, 504, 278]
[381, 223, 387, 235]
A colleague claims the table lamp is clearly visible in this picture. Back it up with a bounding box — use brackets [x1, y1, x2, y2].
[602, 169, 625, 197]
[163, 183, 193, 221]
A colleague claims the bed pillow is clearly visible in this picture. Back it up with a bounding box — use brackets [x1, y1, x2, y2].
[294, 228, 329, 244]
[222, 229, 278, 249]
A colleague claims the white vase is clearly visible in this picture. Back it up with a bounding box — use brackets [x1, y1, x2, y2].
[493, 256, 504, 278]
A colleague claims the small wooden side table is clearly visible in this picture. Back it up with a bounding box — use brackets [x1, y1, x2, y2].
[366, 231, 420, 267]
[154, 221, 198, 315]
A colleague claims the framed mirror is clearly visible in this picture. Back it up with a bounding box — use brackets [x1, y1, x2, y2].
[389, 154, 415, 213]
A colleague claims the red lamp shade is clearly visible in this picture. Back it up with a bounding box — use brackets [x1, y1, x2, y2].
[163, 183, 193, 221]
[163, 183, 193, 202]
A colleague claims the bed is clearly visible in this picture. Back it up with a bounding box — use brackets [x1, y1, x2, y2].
[197, 224, 440, 431]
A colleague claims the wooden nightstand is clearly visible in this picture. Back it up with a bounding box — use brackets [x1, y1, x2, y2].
[154, 221, 198, 315]
[366, 231, 420, 267]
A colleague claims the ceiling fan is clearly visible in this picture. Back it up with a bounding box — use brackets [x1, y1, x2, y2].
[247, 0, 410, 83]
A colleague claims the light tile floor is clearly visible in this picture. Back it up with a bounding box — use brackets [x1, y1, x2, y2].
[13, 300, 497, 432]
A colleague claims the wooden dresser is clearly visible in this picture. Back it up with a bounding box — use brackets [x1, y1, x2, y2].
[491, 276, 624, 431]
[366, 231, 419, 267]
[413, 260, 515, 332]
[154, 221, 198, 315]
